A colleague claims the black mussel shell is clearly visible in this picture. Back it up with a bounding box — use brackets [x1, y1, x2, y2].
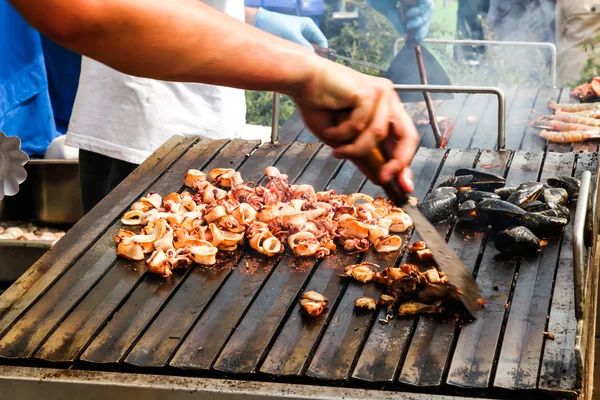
[469, 180, 506, 192]
[436, 175, 473, 189]
[543, 187, 569, 208]
[455, 168, 506, 184]
[477, 199, 527, 228]
[547, 176, 580, 198]
[520, 212, 568, 237]
[495, 186, 518, 200]
[495, 226, 541, 254]
[458, 189, 500, 204]
[426, 187, 458, 201]
[506, 182, 544, 208]
[538, 205, 571, 222]
[522, 200, 550, 213]
[419, 193, 457, 223]
[457, 200, 478, 221]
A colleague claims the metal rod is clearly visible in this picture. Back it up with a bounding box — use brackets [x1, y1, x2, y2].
[414, 46, 443, 148]
[573, 170, 591, 321]
[271, 92, 280, 144]
[392, 84, 506, 149]
[394, 38, 557, 87]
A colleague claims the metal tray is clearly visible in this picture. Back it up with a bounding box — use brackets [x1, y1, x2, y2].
[0, 240, 51, 284]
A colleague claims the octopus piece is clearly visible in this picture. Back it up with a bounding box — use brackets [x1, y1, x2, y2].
[292, 184, 317, 204]
[121, 210, 144, 225]
[288, 232, 320, 257]
[354, 296, 377, 311]
[188, 240, 218, 265]
[373, 235, 402, 253]
[343, 238, 370, 252]
[299, 290, 328, 317]
[339, 262, 379, 283]
[216, 214, 245, 233]
[146, 249, 173, 278]
[184, 169, 207, 187]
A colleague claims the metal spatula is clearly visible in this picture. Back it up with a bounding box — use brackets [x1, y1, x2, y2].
[365, 148, 483, 318]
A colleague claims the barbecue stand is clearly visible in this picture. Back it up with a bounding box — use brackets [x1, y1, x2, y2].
[0, 83, 597, 399]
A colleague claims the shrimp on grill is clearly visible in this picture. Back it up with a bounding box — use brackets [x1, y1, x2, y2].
[545, 113, 600, 127]
[556, 109, 600, 119]
[532, 120, 598, 132]
[548, 100, 600, 113]
[539, 129, 600, 143]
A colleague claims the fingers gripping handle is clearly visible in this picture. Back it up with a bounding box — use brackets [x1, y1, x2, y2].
[401, 0, 418, 45]
[365, 148, 409, 206]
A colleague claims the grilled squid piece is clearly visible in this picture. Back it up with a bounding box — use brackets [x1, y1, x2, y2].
[163, 192, 182, 204]
[339, 262, 379, 283]
[116, 238, 145, 261]
[367, 224, 389, 244]
[153, 224, 174, 251]
[216, 214, 245, 233]
[184, 169, 207, 187]
[343, 238, 370, 252]
[387, 209, 413, 233]
[288, 232, 320, 257]
[121, 210, 144, 225]
[373, 235, 402, 253]
[146, 249, 173, 277]
[256, 205, 281, 224]
[218, 230, 245, 251]
[173, 227, 190, 249]
[197, 223, 224, 247]
[144, 192, 162, 209]
[131, 234, 156, 254]
[209, 168, 243, 188]
[339, 219, 370, 240]
[299, 290, 328, 317]
[292, 184, 317, 203]
[204, 205, 227, 224]
[347, 193, 374, 206]
[281, 211, 308, 229]
[354, 296, 377, 311]
[188, 240, 218, 265]
[231, 203, 257, 225]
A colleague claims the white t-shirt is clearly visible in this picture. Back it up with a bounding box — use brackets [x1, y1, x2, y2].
[65, 0, 269, 165]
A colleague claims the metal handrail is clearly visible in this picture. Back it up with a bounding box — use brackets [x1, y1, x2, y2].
[392, 84, 506, 149]
[271, 85, 506, 149]
[394, 38, 557, 88]
[574, 170, 592, 379]
[271, 93, 280, 144]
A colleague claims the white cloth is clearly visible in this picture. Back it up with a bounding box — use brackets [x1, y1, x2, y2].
[65, 0, 269, 165]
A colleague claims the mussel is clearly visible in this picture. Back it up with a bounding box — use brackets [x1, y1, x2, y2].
[520, 212, 568, 237]
[495, 226, 542, 254]
[457, 200, 478, 221]
[458, 189, 500, 204]
[436, 175, 473, 189]
[538, 206, 571, 222]
[495, 186, 517, 200]
[522, 200, 550, 213]
[426, 187, 458, 201]
[455, 168, 506, 191]
[419, 193, 457, 223]
[506, 181, 544, 208]
[547, 176, 580, 198]
[543, 187, 569, 208]
[477, 199, 526, 228]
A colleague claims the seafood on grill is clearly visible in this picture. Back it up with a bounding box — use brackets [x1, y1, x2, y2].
[495, 226, 543, 254]
[354, 296, 377, 311]
[116, 166, 413, 277]
[300, 290, 328, 316]
[0, 222, 65, 244]
[569, 77, 600, 102]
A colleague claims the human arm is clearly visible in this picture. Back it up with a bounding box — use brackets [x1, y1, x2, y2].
[9, 0, 418, 190]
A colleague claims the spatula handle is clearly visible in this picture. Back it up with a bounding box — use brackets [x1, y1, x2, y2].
[365, 148, 409, 206]
[401, 0, 418, 45]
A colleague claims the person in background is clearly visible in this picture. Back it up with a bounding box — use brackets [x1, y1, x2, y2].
[455, 0, 488, 65]
[556, 0, 600, 84]
[366, 0, 435, 44]
[8, 0, 420, 213]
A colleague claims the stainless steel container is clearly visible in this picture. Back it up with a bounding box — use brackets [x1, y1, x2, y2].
[0, 240, 51, 283]
[0, 160, 83, 224]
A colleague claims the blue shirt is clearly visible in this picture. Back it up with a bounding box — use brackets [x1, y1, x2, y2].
[0, 1, 80, 156]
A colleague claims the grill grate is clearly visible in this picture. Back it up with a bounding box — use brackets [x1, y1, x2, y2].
[0, 130, 595, 399]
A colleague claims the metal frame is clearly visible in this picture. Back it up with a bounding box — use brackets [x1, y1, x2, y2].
[271, 85, 506, 149]
[394, 38, 557, 88]
[0, 366, 481, 400]
[574, 170, 592, 379]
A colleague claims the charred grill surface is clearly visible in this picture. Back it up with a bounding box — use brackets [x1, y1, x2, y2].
[0, 136, 595, 400]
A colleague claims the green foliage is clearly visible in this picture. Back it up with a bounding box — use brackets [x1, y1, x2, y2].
[572, 35, 600, 87]
[245, 91, 295, 128]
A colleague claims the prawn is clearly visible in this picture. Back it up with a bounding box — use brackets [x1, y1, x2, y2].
[545, 113, 600, 127]
[539, 129, 600, 143]
[548, 100, 600, 113]
[531, 119, 596, 131]
[556, 108, 600, 118]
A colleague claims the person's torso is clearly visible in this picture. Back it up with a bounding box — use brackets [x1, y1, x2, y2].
[66, 0, 266, 165]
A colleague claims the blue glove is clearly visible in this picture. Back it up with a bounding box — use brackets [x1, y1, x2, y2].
[254, 8, 328, 51]
[367, 0, 434, 44]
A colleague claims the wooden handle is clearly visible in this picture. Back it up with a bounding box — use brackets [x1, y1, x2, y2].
[365, 149, 409, 206]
